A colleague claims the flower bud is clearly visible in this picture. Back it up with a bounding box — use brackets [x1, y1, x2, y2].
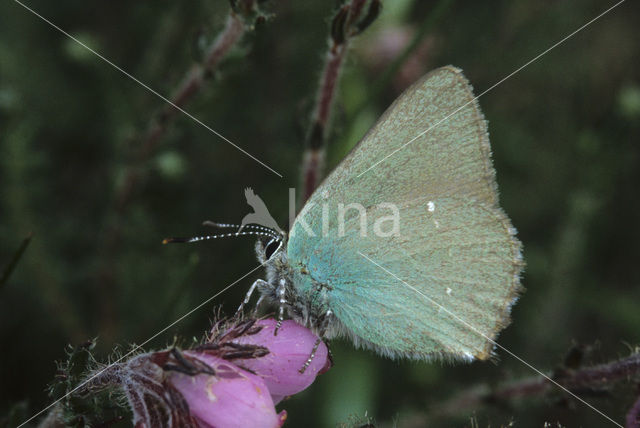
[230, 319, 331, 402]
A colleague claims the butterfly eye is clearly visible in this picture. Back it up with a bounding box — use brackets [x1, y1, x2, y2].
[264, 239, 281, 260]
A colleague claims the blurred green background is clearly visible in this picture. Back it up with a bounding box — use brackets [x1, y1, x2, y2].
[1, 0, 639, 427]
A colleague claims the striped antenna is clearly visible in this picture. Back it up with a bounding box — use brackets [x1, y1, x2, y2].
[202, 220, 282, 239]
[202, 221, 281, 236]
[162, 230, 280, 245]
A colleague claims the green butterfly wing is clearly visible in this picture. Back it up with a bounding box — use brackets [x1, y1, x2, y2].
[287, 66, 524, 361]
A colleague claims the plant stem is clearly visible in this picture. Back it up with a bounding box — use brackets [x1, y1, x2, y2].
[349, 0, 454, 121]
[300, 41, 349, 205]
[432, 353, 640, 419]
[300, 0, 380, 206]
[116, 13, 245, 210]
[627, 393, 640, 428]
[96, 9, 248, 344]
[0, 232, 32, 289]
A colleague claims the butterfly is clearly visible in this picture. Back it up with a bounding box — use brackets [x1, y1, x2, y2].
[172, 66, 524, 363]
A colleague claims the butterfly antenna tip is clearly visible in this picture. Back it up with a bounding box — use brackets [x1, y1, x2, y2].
[163, 237, 190, 244]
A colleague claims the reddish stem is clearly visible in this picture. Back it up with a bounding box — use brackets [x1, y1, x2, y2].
[317, 44, 346, 128]
[97, 12, 246, 343]
[435, 353, 640, 419]
[300, 42, 348, 204]
[627, 393, 640, 428]
[299, 0, 380, 206]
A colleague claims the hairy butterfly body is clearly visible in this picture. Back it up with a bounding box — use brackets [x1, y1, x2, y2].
[256, 66, 523, 362]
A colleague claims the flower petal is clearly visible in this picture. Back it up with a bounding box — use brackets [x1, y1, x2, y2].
[170, 353, 284, 428]
[231, 319, 331, 399]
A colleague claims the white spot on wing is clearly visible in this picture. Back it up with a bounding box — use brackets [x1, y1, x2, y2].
[462, 352, 475, 362]
[428, 201, 440, 228]
[446, 287, 452, 296]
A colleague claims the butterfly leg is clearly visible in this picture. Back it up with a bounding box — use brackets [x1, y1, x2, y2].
[236, 279, 268, 315]
[274, 279, 288, 336]
[299, 309, 333, 373]
[299, 338, 322, 374]
[251, 295, 265, 317]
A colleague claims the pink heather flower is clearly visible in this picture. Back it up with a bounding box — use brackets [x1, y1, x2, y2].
[169, 352, 286, 428]
[100, 318, 329, 427]
[229, 319, 331, 403]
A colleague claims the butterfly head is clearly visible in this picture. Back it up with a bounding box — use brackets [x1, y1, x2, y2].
[255, 232, 286, 264]
[253, 227, 291, 293]
[253, 230, 320, 327]
[254, 231, 293, 299]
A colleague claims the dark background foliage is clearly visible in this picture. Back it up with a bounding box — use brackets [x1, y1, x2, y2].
[1, 0, 639, 427]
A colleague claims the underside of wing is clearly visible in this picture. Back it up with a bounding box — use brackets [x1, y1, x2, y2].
[320, 198, 523, 360]
[297, 66, 498, 213]
[288, 66, 524, 360]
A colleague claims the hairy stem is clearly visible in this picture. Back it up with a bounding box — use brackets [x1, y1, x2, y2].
[116, 13, 245, 210]
[627, 393, 640, 428]
[433, 353, 640, 419]
[96, 8, 251, 344]
[299, 0, 380, 206]
[300, 42, 348, 204]
[349, 0, 454, 121]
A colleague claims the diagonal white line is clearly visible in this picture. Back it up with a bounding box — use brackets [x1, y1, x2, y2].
[358, 251, 623, 427]
[12, 0, 283, 178]
[356, 0, 626, 178]
[17, 262, 265, 428]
